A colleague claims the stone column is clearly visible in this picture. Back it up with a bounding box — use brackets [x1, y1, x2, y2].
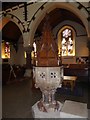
[24, 46, 36, 89]
[26, 52, 31, 68]
[24, 46, 33, 68]
[24, 46, 33, 77]
[23, 32, 30, 48]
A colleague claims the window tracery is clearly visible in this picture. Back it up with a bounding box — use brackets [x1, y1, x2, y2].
[60, 26, 75, 56]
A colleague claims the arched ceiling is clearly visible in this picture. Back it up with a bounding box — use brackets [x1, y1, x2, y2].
[35, 8, 85, 37]
[2, 2, 88, 41]
[2, 21, 22, 43]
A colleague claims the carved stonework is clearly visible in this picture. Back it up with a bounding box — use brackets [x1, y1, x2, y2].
[37, 15, 58, 66]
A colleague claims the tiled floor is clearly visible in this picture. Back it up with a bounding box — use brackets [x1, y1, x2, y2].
[2, 77, 88, 118]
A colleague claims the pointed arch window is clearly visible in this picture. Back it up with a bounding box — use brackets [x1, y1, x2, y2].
[58, 26, 75, 56]
[2, 41, 10, 58]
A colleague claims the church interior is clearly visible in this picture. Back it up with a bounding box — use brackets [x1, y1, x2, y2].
[1, 1, 90, 119]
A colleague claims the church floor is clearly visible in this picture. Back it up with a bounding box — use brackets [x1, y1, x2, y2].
[2, 77, 88, 118]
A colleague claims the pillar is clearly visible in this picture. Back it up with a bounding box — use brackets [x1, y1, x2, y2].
[23, 32, 30, 47]
[24, 46, 33, 68]
[24, 46, 33, 78]
[23, 32, 33, 68]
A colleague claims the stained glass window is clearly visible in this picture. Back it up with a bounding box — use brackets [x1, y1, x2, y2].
[2, 41, 10, 58]
[61, 27, 75, 56]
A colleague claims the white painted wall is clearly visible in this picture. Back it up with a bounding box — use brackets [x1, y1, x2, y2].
[76, 36, 89, 57]
[53, 20, 87, 37]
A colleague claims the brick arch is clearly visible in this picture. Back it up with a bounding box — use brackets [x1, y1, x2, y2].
[28, 2, 89, 47]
